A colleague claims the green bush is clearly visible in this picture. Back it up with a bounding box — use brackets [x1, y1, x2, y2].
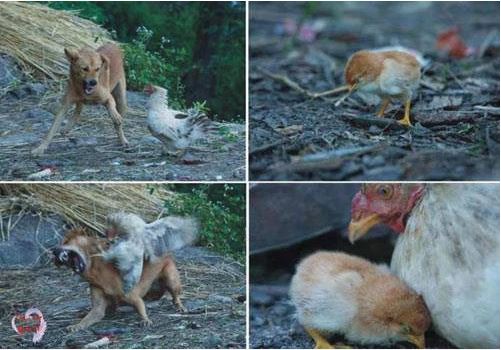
[163, 184, 245, 263]
[122, 26, 185, 109]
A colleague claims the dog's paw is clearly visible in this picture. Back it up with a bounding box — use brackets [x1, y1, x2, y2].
[140, 318, 153, 328]
[175, 301, 187, 313]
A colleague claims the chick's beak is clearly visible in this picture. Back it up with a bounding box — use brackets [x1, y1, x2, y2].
[406, 334, 425, 349]
[348, 213, 381, 243]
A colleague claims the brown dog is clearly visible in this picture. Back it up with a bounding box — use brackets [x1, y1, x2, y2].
[53, 228, 185, 332]
[32, 43, 129, 156]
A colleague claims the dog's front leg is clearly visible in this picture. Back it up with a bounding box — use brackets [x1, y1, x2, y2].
[32, 95, 73, 156]
[67, 287, 108, 332]
[105, 97, 129, 148]
[61, 102, 83, 135]
[124, 293, 152, 327]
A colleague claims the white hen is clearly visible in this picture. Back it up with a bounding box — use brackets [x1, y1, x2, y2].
[349, 184, 500, 348]
[144, 84, 214, 154]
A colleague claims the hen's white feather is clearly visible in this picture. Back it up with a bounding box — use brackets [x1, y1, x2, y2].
[146, 86, 212, 152]
[391, 184, 500, 348]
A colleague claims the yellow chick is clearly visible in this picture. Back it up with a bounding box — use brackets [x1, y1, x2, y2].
[344, 50, 421, 126]
[290, 251, 430, 349]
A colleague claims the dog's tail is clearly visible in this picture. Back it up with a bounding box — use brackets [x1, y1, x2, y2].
[144, 216, 200, 256]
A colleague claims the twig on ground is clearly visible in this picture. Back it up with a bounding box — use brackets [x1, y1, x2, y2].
[257, 67, 348, 100]
[272, 144, 383, 173]
[341, 115, 408, 130]
[250, 139, 286, 155]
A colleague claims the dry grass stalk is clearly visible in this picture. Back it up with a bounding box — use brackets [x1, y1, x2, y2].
[0, 184, 172, 234]
[0, 2, 114, 79]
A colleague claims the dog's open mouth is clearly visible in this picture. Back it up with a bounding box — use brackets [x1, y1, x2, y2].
[53, 248, 86, 274]
[83, 86, 95, 95]
[82, 81, 97, 96]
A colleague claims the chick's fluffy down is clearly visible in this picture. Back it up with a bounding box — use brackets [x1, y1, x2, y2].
[290, 251, 430, 346]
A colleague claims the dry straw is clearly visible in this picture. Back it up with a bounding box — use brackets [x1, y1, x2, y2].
[0, 184, 173, 235]
[0, 2, 114, 79]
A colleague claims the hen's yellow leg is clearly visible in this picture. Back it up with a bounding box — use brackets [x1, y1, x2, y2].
[305, 328, 334, 349]
[377, 98, 390, 117]
[398, 99, 412, 126]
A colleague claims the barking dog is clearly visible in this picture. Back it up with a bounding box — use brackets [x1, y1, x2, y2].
[53, 228, 185, 332]
[32, 43, 129, 156]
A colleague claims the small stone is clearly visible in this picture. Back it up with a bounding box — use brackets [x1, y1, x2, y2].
[252, 316, 266, 327]
[271, 303, 291, 316]
[250, 289, 274, 306]
[362, 155, 385, 168]
[180, 153, 204, 165]
[368, 125, 381, 134]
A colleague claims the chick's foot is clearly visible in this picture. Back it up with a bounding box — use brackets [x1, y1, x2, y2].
[398, 99, 413, 126]
[306, 328, 336, 349]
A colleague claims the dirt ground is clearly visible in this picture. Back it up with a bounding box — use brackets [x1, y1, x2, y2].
[0, 82, 245, 181]
[0, 247, 245, 349]
[249, 1, 500, 180]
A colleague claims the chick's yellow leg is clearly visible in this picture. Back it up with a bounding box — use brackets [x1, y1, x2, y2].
[306, 328, 335, 349]
[376, 98, 390, 117]
[398, 99, 412, 127]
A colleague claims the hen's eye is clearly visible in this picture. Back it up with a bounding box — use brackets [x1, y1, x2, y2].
[377, 185, 393, 199]
[83, 67, 89, 72]
[96, 66, 100, 71]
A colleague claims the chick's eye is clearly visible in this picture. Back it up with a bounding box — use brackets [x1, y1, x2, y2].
[83, 67, 89, 72]
[96, 66, 100, 71]
[377, 185, 393, 199]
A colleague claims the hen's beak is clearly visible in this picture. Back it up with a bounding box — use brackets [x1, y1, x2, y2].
[406, 334, 425, 349]
[348, 83, 358, 93]
[348, 213, 380, 243]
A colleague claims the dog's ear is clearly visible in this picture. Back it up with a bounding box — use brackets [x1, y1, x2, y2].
[100, 54, 110, 70]
[64, 48, 80, 63]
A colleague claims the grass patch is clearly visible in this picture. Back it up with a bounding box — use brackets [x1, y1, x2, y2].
[162, 184, 245, 263]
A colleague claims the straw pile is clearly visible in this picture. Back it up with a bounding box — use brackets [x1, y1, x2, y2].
[0, 184, 172, 234]
[0, 2, 114, 79]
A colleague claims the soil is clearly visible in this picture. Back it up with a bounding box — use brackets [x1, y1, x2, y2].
[249, 1, 500, 180]
[0, 247, 246, 349]
[0, 82, 245, 181]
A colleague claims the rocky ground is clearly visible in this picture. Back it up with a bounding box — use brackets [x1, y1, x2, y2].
[0, 56, 245, 181]
[249, 1, 500, 180]
[0, 247, 246, 349]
